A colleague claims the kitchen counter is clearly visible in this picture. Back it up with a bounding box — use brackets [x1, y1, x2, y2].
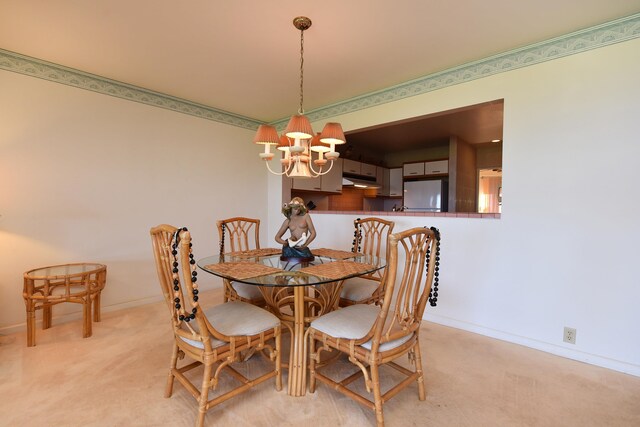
[308, 210, 501, 219]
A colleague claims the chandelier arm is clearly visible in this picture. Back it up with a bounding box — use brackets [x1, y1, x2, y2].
[308, 158, 334, 176]
[265, 161, 290, 176]
[307, 160, 320, 177]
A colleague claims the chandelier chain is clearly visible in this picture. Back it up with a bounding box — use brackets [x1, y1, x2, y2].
[299, 28, 305, 115]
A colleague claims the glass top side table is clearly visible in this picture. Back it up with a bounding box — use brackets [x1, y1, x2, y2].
[23, 263, 107, 347]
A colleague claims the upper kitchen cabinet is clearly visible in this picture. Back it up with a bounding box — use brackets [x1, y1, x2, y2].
[389, 168, 403, 197]
[424, 160, 448, 175]
[360, 163, 377, 178]
[403, 160, 448, 177]
[291, 158, 343, 194]
[343, 159, 377, 178]
[292, 174, 322, 192]
[403, 162, 424, 177]
[375, 166, 388, 196]
[343, 159, 361, 175]
[320, 158, 343, 193]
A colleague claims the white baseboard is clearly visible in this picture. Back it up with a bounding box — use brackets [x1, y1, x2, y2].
[425, 313, 640, 378]
[2, 283, 224, 337]
[0, 294, 165, 336]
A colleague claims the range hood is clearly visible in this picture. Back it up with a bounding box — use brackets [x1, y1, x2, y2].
[342, 177, 381, 189]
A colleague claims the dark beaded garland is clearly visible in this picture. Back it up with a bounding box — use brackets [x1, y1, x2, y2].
[171, 227, 200, 323]
[351, 218, 362, 253]
[219, 222, 226, 256]
[426, 226, 441, 307]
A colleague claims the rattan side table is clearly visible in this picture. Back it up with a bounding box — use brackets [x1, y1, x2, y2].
[23, 263, 107, 347]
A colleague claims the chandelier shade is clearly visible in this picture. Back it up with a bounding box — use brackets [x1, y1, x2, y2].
[319, 122, 347, 146]
[253, 124, 280, 145]
[285, 114, 314, 140]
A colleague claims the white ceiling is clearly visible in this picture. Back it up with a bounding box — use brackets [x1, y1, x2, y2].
[1, 1, 639, 123]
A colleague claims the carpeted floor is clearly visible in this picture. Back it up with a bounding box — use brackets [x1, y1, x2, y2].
[1, 288, 639, 427]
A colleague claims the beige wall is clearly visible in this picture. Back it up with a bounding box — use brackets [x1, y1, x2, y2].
[269, 38, 640, 376]
[0, 71, 269, 332]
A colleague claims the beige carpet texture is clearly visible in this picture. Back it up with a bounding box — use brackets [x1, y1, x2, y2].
[1, 288, 639, 427]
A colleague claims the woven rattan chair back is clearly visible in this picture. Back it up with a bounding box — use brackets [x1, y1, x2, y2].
[351, 217, 395, 281]
[375, 227, 439, 349]
[217, 217, 260, 254]
[340, 217, 395, 306]
[216, 217, 265, 304]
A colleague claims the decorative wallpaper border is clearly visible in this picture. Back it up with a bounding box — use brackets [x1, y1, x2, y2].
[0, 49, 263, 130]
[1, 12, 638, 131]
[273, 12, 640, 128]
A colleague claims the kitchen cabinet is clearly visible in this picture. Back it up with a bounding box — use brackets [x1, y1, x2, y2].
[424, 160, 448, 175]
[320, 158, 343, 193]
[403, 160, 449, 177]
[403, 162, 424, 177]
[389, 168, 403, 197]
[343, 159, 361, 175]
[376, 166, 388, 196]
[360, 163, 377, 178]
[291, 158, 342, 193]
[343, 159, 378, 178]
[292, 175, 321, 191]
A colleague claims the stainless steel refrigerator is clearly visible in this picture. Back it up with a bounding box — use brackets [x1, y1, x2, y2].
[403, 179, 448, 212]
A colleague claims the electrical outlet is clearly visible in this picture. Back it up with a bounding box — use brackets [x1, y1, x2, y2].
[563, 327, 577, 344]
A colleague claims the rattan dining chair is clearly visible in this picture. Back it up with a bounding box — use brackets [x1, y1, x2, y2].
[308, 226, 441, 427]
[150, 224, 282, 427]
[217, 217, 265, 305]
[339, 217, 395, 307]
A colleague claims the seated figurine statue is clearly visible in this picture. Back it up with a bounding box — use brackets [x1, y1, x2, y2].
[275, 197, 317, 261]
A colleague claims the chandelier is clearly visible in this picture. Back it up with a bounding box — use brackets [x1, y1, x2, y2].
[253, 16, 345, 178]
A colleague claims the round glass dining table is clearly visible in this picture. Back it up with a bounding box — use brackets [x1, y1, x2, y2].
[198, 248, 385, 396]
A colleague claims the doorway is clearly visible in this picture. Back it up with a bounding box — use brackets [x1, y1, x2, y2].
[478, 168, 502, 213]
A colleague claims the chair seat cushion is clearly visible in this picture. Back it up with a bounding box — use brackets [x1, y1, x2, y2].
[361, 332, 413, 352]
[180, 334, 225, 349]
[231, 281, 264, 301]
[311, 304, 380, 339]
[206, 301, 279, 336]
[179, 301, 279, 349]
[311, 304, 414, 352]
[340, 277, 379, 302]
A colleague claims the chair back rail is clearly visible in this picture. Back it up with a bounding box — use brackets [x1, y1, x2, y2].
[150, 224, 182, 321]
[217, 217, 260, 254]
[177, 229, 218, 352]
